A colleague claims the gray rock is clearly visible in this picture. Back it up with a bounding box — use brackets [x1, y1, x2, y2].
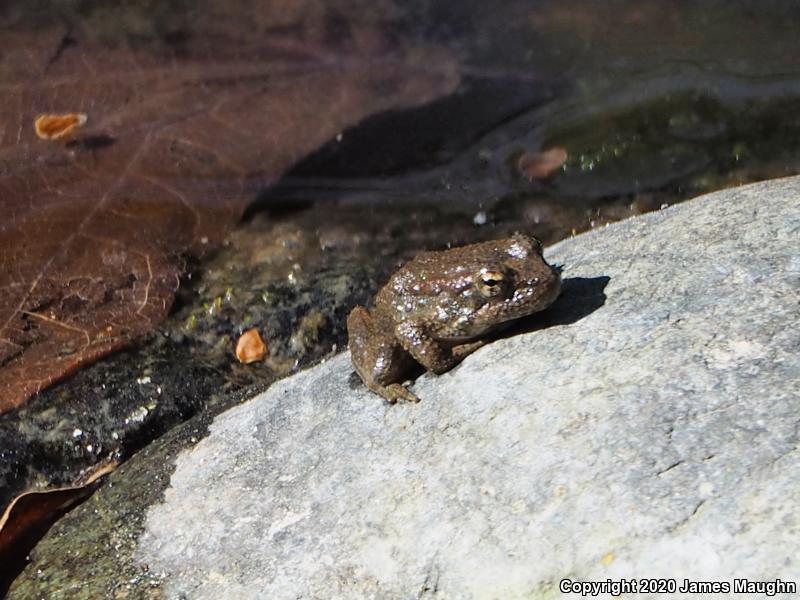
[137, 177, 800, 599]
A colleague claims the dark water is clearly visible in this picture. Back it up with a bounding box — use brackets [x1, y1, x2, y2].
[278, 0, 800, 208]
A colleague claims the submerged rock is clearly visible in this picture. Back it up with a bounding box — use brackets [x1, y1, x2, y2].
[131, 177, 800, 598]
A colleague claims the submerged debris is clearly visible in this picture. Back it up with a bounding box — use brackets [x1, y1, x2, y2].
[235, 328, 268, 364]
[34, 113, 87, 140]
[517, 147, 568, 180]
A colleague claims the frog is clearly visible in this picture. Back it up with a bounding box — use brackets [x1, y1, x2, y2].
[347, 233, 562, 403]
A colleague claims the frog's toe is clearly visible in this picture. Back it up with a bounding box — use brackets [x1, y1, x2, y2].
[385, 383, 421, 404]
[452, 339, 487, 360]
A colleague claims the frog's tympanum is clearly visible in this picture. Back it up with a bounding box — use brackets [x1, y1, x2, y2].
[347, 233, 562, 403]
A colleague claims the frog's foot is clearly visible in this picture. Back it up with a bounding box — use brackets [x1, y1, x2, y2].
[371, 381, 420, 404]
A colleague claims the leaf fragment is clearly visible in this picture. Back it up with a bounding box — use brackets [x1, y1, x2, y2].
[517, 147, 568, 180]
[34, 113, 87, 141]
[236, 328, 268, 363]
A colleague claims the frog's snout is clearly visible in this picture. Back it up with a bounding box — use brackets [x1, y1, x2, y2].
[548, 267, 564, 301]
[552, 263, 564, 286]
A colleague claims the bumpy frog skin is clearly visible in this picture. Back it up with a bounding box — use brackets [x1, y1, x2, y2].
[347, 233, 562, 403]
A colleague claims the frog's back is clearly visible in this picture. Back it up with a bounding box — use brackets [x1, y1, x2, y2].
[374, 240, 507, 319]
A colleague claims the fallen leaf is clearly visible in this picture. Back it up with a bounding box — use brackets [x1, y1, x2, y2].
[517, 147, 568, 179]
[0, 460, 118, 595]
[34, 113, 88, 141]
[0, 6, 459, 413]
[236, 328, 268, 363]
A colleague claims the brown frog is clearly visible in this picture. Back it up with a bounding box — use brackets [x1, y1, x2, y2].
[347, 233, 562, 403]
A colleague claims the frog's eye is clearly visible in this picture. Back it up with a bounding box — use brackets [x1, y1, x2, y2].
[476, 269, 508, 297]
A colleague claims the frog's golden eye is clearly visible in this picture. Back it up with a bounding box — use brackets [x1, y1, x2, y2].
[476, 269, 507, 297]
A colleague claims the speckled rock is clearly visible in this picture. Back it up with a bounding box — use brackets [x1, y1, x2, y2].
[138, 178, 799, 598]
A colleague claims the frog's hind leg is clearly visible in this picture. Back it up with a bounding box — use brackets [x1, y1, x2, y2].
[347, 306, 419, 403]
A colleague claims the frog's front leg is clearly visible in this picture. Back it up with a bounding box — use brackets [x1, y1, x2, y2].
[394, 321, 479, 375]
[347, 306, 420, 403]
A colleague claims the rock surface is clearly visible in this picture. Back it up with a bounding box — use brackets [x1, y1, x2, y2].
[133, 177, 800, 599]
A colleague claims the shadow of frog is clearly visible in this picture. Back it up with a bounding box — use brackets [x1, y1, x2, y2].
[502, 275, 610, 337]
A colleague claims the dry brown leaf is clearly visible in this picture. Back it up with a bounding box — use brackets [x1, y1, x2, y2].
[0, 9, 459, 413]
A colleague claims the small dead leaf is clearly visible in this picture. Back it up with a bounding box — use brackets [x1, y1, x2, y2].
[517, 147, 568, 180]
[34, 113, 87, 140]
[236, 328, 268, 363]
